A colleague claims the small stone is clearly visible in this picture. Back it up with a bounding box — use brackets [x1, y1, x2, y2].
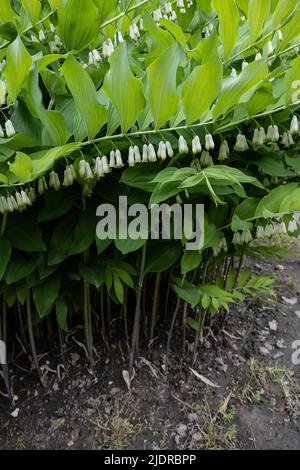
[276, 339, 286, 349]
[110, 387, 120, 396]
[295, 311, 300, 319]
[11, 408, 19, 418]
[273, 352, 284, 360]
[282, 296, 298, 306]
[192, 432, 202, 442]
[259, 347, 270, 356]
[176, 424, 187, 437]
[188, 413, 199, 423]
[268, 320, 278, 331]
[275, 264, 285, 271]
[67, 440, 74, 447]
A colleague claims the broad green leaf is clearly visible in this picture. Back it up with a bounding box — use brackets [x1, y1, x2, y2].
[255, 184, 298, 218]
[9, 152, 32, 183]
[212, 0, 240, 59]
[143, 11, 174, 63]
[181, 251, 202, 274]
[33, 273, 61, 318]
[57, 0, 99, 51]
[5, 255, 36, 285]
[278, 9, 300, 52]
[56, 297, 68, 331]
[31, 143, 80, 179]
[61, 56, 107, 140]
[21, 0, 41, 25]
[38, 191, 77, 222]
[272, 0, 298, 29]
[147, 44, 180, 129]
[93, 0, 119, 24]
[103, 43, 145, 133]
[4, 36, 32, 104]
[0, 238, 11, 280]
[79, 263, 105, 289]
[69, 207, 97, 255]
[159, 18, 187, 49]
[115, 237, 147, 255]
[248, 0, 271, 43]
[213, 61, 268, 118]
[182, 60, 222, 124]
[173, 281, 201, 308]
[48, 214, 77, 266]
[23, 69, 70, 146]
[144, 241, 181, 273]
[0, 0, 16, 23]
[6, 213, 46, 252]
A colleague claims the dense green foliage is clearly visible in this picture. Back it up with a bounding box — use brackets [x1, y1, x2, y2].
[1, 0, 300, 395]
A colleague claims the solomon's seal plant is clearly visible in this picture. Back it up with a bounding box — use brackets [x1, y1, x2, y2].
[1, 0, 300, 397]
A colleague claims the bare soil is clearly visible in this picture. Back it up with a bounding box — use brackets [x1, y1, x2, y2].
[1, 249, 300, 450]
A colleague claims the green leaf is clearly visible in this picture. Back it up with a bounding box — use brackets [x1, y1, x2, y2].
[159, 18, 187, 49]
[48, 214, 77, 266]
[69, 207, 97, 256]
[248, 0, 271, 43]
[272, 0, 298, 29]
[31, 143, 80, 180]
[0, 238, 11, 280]
[21, 0, 41, 25]
[115, 237, 147, 255]
[33, 273, 61, 318]
[79, 263, 105, 288]
[38, 191, 77, 222]
[213, 61, 268, 118]
[93, 0, 119, 24]
[181, 251, 202, 274]
[212, 0, 240, 59]
[113, 272, 124, 304]
[147, 44, 180, 129]
[173, 282, 201, 308]
[57, 0, 99, 51]
[4, 36, 32, 104]
[144, 241, 181, 273]
[9, 152, 32, 183]
[6, 213, 46, 252]
[56, 297, 68, 331]
[103, 43, 145, 133]
[5, 255, 36, 284]
[61, 56, 107, 140]
[182, 60, 223, 124]
[186, 316, 201, 331]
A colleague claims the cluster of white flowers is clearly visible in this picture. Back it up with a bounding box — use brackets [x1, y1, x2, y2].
[266, 125, 280, 142]
[256, 221, 287, 238]
[234, 134, 249, 151]
[49, 34, 62, 53]
[164, 2, 177, 20]
[232, 230, 253, 245]
[213, 238, 228, 256]
[0, 120, 16, 138]
[129, 23, 140, 41]
[252, 127, 266, 145]
[88, 49, 101, 66]
[38, 30, 46, 42]
[153, 8, 163, 23]
[200, 150, 214, 167]
[102, 39, 114, 58]
[218, 140, 230, 161]
[0, 190, 32, 214]
[281, 131, 295, 148]
[202, 23, 214, 38]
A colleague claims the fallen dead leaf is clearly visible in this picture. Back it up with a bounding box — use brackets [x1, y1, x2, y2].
[189, 367, 219, 388]
[282, 296, 298, 305]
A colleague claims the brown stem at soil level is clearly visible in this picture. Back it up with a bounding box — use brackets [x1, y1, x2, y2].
[149, 272, 161, 348]
[129, 243, 147, 376]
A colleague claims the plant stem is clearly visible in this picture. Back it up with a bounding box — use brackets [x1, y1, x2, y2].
[129, 243, 147, 376]
[26, 291, 43, 383]
[149, 272, 161, 347]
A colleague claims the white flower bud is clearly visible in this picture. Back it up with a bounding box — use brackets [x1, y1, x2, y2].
[205, 133, 215, 151]
[148, 144, 157, 162]
[255, 52, 262, 61]
[290, 115, 299, 135]
[231, 68, 237, 78]
[0, 124, 4, 138]
[0, 80, 7, 106]
[16, 192, 24, 208]
[242, 60, 248, 70]
[252, 128, 259, 145]
[21, 190, 31, 206]
[266, 40, 273, 56]
[142, 144, 149, 162]
[218, 140, 230, 161]
[101, 155, 110, 174]
[258, 127, 266, 145]
[39, 30, 46, 42]
[179, 135, 189, 154]
[79, 160, 86, 178]
[192, 135, 202, 155]
[5, 120, 15, 137]
[277, 30, 283, 42]
[134, 145, 141, 163]
[159, 142, 167, 161]
[256, 226, 264, 239]
[109, 150, 116, 168]
[85, 162, 93, 179]
[115, 149, 123, 168]
[166, 141, 174, 158]
[234, 134, 249, 151]
[95, 157, 103, 177]
[128, 146, 135, 166]
[38, 176, 47, 195]
[6, 196, 15, 213]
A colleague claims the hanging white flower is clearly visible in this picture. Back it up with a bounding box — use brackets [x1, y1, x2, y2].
[277, 30, 283, 42]
[192, 135, 202, 155]
[115, 149, 124, 168]
[0, 124, 4, 138]
[101, 155, 110, 174]
[205, 133, 215, 151]
[134, 145, 141, 163]
[128, 146, 135, 166]
[109, 150, 116, 168]
[142, 144, 149, 162]
[5, 120, 16, 137]
[166, 141, 174, 158]
[218, 140, 230, 161]
[0, 80, 7, 106]
[38, 30, 46, 42]
[290, 115, 299, 135]
[266, 40, 274, 56]
[178, 135, 189, 154]
[231, 68, 237, 78]
[79, 160, 86, 178]
[234, 134, 248, 151]
[148, 144, 157, 162]
[255, 52, 262, 61]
